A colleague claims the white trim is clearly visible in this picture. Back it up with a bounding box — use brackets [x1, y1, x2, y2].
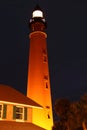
[0, 101, 42, 109]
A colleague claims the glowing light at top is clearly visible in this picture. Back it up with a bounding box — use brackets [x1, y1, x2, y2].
[32, 10, 43, 18]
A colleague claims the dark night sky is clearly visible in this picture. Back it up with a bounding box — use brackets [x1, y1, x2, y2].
[0, 0, 87, 120]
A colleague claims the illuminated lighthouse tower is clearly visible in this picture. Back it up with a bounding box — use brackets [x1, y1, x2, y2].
[27, 5, 53, 130]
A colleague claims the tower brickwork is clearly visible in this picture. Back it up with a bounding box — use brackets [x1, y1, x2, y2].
[27, 5, 53, 130]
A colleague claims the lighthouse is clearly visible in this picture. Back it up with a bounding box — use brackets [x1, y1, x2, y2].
[27, 5, 53, 130]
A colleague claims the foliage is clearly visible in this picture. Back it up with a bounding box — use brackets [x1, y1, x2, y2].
[52, 120, 67, 130]
[54, 98, 70, 119]
[52, 93, 87, 130]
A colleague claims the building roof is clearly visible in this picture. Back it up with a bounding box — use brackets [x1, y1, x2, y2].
[0, 121, 46, 130]
[0, 84, 42, 108]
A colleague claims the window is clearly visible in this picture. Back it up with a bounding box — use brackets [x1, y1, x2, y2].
[42, 49, 47, 63]
[0, 104, 7, 119]
[44, 74, 49, 89]
[13, 106, 27, 121]
[16, 107, 23, 120]
[47, 113, 50, 119]
[46, 82, 48, 88]
[47, 111, 51, 119]
[44, 75, 48, 80]
[44, 81, 48, 89]
[0, 104, 3, 119]
[43, 55, 47, 63]
[46, 106, 50, 109]
[42, 49, 47, 55]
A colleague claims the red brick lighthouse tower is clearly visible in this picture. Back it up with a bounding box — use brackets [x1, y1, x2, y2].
[27, 5, 53, 130]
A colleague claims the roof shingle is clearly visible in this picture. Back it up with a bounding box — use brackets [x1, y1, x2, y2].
[0, 84, 42, 108]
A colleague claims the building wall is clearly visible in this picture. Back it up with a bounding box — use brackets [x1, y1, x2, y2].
[0, 102, 32, 122]
[7, 104, 13, 121]
[27, 107, 32, 122]
[32, 108, 53, 130]
[0, 121, 46, 130]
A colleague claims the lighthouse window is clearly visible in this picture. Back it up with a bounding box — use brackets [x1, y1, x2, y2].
[42, 48, 47, 63]
[46, 106, 50, 109]
[43, 55, 47, 63]
[46, 82, 48, 88]
[44, 75, 48, 80]
[47, 114, 50, 119]
[42, 49, 46, 55]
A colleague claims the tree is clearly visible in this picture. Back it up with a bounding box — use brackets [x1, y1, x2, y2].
[53, 93, 87, 130]
[80, 93, 87, 129]
[54, 98, 70, 120]
[67, 101, 83, 130]
[53, 98, 70, 130]
[52, 120, 67, 130]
